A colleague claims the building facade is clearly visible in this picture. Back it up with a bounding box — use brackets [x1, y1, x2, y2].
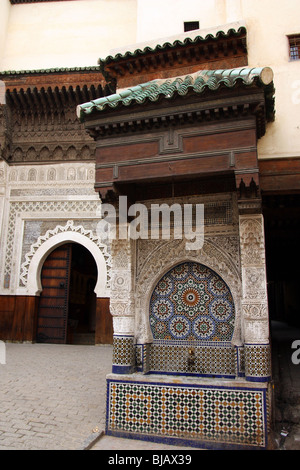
[0, 0, 300, 449]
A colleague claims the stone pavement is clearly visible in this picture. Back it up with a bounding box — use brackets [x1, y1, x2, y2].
[0, 324, 300, 451]
[0, 342, 196, 451]
[0, 342, 112, 450]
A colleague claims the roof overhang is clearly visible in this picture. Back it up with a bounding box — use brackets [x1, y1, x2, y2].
[98, 22, 248, 91]
[77, 67, 275, 140]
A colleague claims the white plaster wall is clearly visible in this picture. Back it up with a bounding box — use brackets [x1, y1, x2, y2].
[0, 159, 8, 247]
[0, 0, 137, 70]
[0, 160, 111, 296]
[137, 0, 300, 160]
[0, 0, 299, 160]
[136, 0, 226, 43]
[0, 0, 10, 63]
[240, 0, 300, 160]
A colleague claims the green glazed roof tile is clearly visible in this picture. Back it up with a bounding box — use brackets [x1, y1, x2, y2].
[0, 66, 100, 77]
[99, 26, 246, 67]
[77, 67, 274, 121]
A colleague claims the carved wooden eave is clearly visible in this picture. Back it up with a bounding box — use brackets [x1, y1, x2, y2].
[80, 82, 272, 141]
[78, 67, 275, 141]
[5, 83, 104, 117]
[78, 66, 275, 205]
[99, 24, 248, 90]
[0, 67, 108, 163]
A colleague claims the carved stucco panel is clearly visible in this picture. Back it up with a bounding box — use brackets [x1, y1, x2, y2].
[239, 214, 270, 345]
[111, 238, 132, 269]
[239, 215, 266, 266]
[20, 219, 111, 297]
[244, 319, 270, 343]
[110, 237, 136, 327]
[112, 315, 135, 335]
[111, 272, 131, 295]
[242, 267, 268, 302]
[242, 301, 268, 320]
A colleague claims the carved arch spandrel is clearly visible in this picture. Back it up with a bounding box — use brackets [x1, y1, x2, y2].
[21, 220, 111, 297]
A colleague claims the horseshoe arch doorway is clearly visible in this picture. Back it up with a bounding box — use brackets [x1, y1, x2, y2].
[36, 242, 98, 345]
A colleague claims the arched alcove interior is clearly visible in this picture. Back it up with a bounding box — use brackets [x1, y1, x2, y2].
[36, 242, 98, 344]
[148, 261, 236, 376]
[68, 243, 98, 338]
[150, 261, 235, 342]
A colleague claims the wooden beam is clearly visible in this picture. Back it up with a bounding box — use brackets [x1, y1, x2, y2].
[259, 157, 300, 194]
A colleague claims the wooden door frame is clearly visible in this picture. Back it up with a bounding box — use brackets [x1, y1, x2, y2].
[35, 239, 113, 344]
[36, 243, 72, 343]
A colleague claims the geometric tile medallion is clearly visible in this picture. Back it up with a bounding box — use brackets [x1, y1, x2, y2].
[150, 262, 235, 342]
[106, 379, 267, 448]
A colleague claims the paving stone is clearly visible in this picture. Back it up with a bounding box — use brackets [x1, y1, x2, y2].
[0, 343, 112, 450]
[0, 335, 299, 451]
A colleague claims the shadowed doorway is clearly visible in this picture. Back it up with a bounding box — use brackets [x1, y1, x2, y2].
[36, 243, 98, 345]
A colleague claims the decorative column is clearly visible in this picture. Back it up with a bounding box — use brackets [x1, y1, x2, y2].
[0, 103, 9, 240]
[110, 236, 136, 374]
[239, 214, 271, 382]
[0, 160, 6, 236]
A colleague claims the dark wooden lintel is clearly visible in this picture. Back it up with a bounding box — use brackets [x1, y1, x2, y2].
[85, 94, 264, 139]
[259, 157, 300, 194]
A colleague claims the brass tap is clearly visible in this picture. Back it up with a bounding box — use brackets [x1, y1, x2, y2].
[188, 347, 195, 367]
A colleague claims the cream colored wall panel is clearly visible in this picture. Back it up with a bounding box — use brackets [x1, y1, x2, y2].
[1, 0, 137, 70]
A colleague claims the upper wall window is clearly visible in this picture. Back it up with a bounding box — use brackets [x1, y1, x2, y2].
[288, 34, 300, 61]
[184, 21, 200, 33]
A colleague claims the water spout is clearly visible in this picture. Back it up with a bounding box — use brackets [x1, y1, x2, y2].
[187, 347, 195, 370]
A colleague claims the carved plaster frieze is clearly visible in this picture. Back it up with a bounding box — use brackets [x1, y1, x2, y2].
[110, 300, 135, 316]
[239, 215, 266, 266]
[10, 142, 96, 164]
[20, 219, 111, 290]
[242, 302, 268, 320]
[242, 267, 268, 302]
[8, 162, 95, 185]
[244, 319, 270, 343]
[113, 315, 135, 335]
[3, 198, 101, 290]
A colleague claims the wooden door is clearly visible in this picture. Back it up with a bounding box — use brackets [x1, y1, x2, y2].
[36, 244, 72, 344]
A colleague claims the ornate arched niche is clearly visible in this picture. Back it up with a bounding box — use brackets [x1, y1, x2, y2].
[22, 221, 111, 298]
[150, 262, 235, 342]
[135, 238, 243, 378]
